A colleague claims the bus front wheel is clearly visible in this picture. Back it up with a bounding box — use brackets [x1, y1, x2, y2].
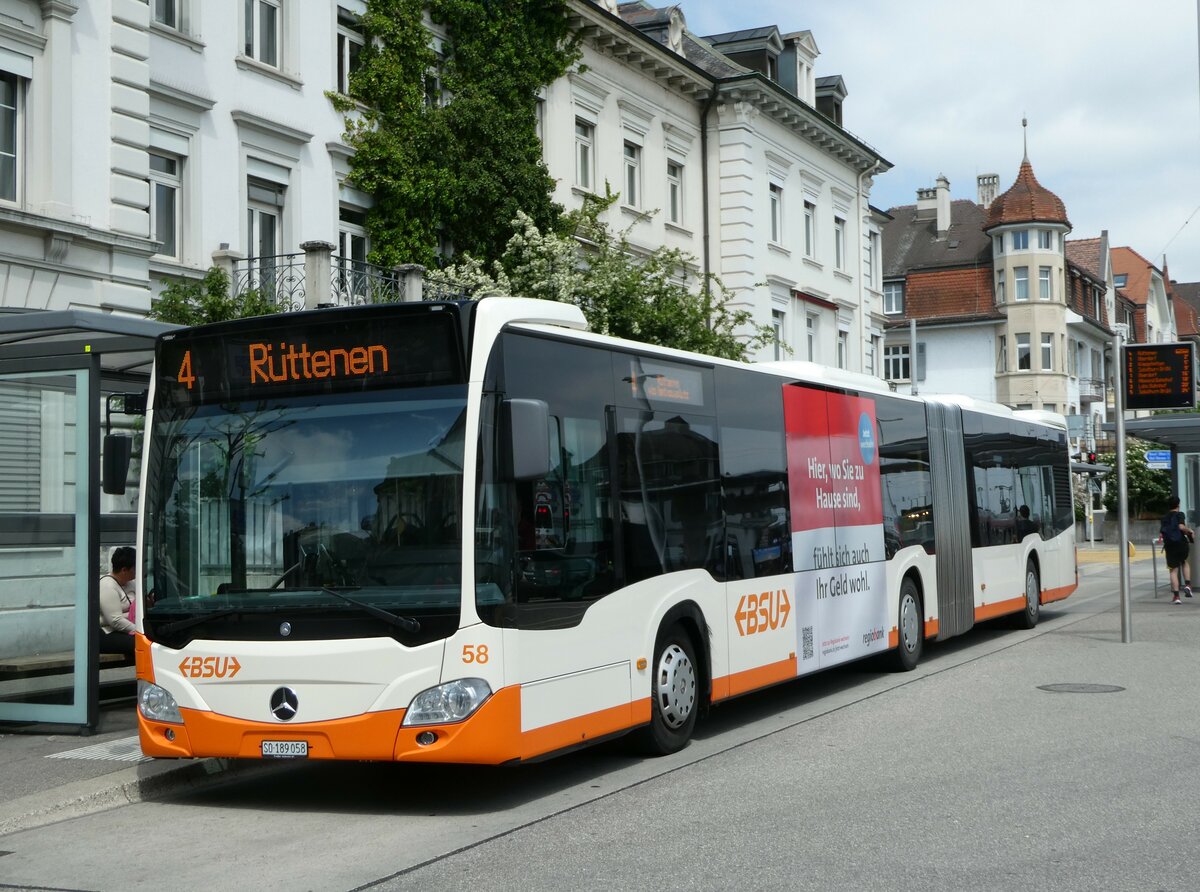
[637, 625, 699, 755]
[893, 577, 923, 672]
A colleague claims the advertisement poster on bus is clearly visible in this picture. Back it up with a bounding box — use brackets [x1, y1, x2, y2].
[784, 384, 888, 673]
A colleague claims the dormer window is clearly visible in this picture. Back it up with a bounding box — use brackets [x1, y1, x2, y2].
[767, 54, 778, 81]
[1114, 273, 1127, 288]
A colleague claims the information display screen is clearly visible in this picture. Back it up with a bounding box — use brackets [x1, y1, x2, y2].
[156, 305, 465, 408]
[1124, 342, 1196, 411]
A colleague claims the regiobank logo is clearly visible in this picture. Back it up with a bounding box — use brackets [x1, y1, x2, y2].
[858, 412, 876, 464]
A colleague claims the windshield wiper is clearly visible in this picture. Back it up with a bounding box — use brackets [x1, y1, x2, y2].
[321, 587, 421, 634]
[156, 607, 243, 637]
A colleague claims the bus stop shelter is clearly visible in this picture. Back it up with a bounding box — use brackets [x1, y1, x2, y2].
[1112, 414, 1200, 527]
[0, 309, 175, 730]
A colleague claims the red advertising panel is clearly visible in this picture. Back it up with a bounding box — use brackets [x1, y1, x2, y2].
[784, 384, 888, 672]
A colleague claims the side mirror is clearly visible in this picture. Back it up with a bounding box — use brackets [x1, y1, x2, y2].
[102, 434, 133, 495]
[502, 398, 551, 481]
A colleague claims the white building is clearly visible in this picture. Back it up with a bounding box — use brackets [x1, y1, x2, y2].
[0, 1, 889, 368]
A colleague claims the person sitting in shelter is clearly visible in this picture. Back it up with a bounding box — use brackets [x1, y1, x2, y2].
[99, 546, 137, 657]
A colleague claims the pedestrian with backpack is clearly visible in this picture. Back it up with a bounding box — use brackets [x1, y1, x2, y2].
[1161, 496, 1194, 604]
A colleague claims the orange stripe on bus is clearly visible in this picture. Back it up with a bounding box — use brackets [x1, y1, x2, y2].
[975, 596, 1026, 622]
[139, 706, 408, 761]
[135, 634, 154, 684]
[888, 619, 937, 650]
[713, 656, 797, 701]
[1042, 582, 1076, 604]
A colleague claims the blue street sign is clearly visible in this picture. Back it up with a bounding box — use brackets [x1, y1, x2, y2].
[1146, 449, 1172, 469]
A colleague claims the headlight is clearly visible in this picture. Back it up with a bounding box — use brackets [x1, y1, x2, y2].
[138, 679, 183, 724]
[402, 678, 492, 726]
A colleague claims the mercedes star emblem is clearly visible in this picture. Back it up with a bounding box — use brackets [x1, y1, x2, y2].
[270, 687, 299, 721]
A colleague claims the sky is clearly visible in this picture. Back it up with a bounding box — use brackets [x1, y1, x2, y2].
[682, 1, 1200, 283]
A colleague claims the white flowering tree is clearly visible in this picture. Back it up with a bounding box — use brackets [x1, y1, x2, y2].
[428, 193, 774, 361]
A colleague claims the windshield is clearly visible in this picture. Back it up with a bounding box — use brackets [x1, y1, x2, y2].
[143, 388, 467, 646]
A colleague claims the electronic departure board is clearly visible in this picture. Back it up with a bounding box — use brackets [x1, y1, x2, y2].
[155, 306, 466, 408]
[1124, 342, 1196, 410]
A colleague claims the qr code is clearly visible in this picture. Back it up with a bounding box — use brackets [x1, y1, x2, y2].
[802, 626, 814, 660]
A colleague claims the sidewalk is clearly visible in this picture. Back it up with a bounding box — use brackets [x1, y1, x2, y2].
[0, 700, 270, 836]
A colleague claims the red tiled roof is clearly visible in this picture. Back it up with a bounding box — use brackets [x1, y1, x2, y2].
[1110, 246, 1154, 306]
[985, 159, 1070, 229]
[1065, 238, 1102, 281]
[903, 266, 998, 321]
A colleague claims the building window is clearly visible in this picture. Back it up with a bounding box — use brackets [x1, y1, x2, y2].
[804, 201, 815, 257]
[1014, 266, 1029, 301]
[1017, 333, 1031, 370]
[1039, 266, 1052, 300]
[623, 141, 641, 208]
[666, 160, 683, 225]
[772, 310, 785, 361]
[1012, 230, 1029, 251]
[154, 0, 179, 28]
[996, 269, 1005, 303]
[1038, 229, 1054, 250]
[1114, 273, 1128, 289]
[884, 345, 910, 381]
[336, 7, 364, 96]
[868, 231, 880, 288]
[769, 183, 783, 244]
[574, 119, 593, 190]
[997, 334, 1008, 372]
[247, 177, 283, 259]
[993, 235, 1004, 255]
[834, 216, 846, 269]
[867, 335, 878, 376]
[837, 331, 848, 369]
[1041, 333, 1053, 370]
[806, 314, 817, 361]
[0, 72, 21, 203]
[149, 152, 181, 259]
[336, 206, 369, 303]
[884, 282, 904, 315]
[245, 0, 281, 68]
[1092, 288, 1102, 317]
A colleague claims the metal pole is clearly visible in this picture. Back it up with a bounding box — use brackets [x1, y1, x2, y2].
[1114, 325, 1132, 642]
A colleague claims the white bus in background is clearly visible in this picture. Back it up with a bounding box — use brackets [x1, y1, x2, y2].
[119, 297, 1076, 763]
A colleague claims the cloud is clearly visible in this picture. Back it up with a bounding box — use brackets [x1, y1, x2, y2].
[683, 0, 1200, 280]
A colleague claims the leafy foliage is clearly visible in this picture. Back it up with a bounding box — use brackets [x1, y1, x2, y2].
[334, 0, 579, 268]
[149, 268, 280, 326]
[1100, 437, 1172, 518]
[428, 193, 777, 361]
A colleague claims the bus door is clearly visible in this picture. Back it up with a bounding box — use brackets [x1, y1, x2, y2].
[925, 400, 974, 638]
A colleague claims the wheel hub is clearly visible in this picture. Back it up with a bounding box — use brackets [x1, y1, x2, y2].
[656, 643, 696, 729]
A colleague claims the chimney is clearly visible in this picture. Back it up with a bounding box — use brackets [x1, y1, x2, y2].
[915, 187, 936, 220]
[935, 175, 951, 236]
[977, 173, 999, 207]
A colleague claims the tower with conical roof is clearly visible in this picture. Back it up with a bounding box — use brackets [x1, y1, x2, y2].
[984, 138, 1072, 410]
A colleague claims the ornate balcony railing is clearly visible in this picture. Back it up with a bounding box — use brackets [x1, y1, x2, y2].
[228, 245, 477, 309]
[232, 252, 306, 312]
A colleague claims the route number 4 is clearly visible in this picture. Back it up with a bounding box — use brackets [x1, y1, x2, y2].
[177, 350, 195, 390]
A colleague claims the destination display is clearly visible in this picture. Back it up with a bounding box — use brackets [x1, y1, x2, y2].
[156, 308, 465, 407]
[1124, 342, 1196, 410]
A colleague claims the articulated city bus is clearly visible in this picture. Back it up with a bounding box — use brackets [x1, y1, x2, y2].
[129, 297, 1076, 763]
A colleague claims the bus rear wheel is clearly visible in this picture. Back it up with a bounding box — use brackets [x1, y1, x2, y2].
[893, 577, 923, 672]
[637, 625, 699, 755]
[1016, 561, 1040, 629]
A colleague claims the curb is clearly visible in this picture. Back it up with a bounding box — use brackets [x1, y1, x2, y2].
[0, 756, 280, 837]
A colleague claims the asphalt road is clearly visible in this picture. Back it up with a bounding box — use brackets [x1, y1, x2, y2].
[1, 559, 1197, 892]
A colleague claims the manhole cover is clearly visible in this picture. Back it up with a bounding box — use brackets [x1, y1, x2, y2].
[1037, 683, 1125, 694]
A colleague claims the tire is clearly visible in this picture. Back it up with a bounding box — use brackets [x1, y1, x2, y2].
[637, 625, 699, 755]
[892, 576, 923, 672]
[1016, 561, 1040, 629]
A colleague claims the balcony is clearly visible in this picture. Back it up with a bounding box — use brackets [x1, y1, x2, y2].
[1078, 377, 1105, 403]
[224, 241, 472, 310]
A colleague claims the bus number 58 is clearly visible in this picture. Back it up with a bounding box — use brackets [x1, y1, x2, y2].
[462, 644, 489, 664]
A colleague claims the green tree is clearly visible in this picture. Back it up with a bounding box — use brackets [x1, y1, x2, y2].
[334, 0, 579, 268]
[149, 268, 280, 326]
[1100, 437, 1172, 518]
[428, 194, 777, 361]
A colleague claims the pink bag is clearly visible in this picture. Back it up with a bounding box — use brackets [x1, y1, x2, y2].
[127, 597, 136, 625]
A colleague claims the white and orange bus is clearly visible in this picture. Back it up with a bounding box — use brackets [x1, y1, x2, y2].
[127, 297, 1076, 762]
